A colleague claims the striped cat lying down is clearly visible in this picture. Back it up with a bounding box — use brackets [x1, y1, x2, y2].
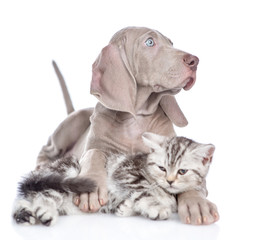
[13, 132, 215, 226]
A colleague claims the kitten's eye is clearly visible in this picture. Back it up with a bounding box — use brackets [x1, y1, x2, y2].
[145, 38, 155, 47]
[178, 169, 188, 175]
[158, 166, 166, 172]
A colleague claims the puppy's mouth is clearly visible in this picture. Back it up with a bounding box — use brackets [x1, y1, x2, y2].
[183, 77, 196, 90]
[154, 74, 196, 93]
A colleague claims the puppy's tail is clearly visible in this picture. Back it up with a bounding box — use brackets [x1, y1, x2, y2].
[52, 60, 75, 115]
[18, 173, 96, 197]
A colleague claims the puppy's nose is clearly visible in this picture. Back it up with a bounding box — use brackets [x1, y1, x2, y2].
[183, 54, 199, 70]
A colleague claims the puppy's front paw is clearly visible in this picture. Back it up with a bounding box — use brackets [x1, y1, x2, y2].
[74, 149, 108, 213]
[178, 197, 219, 225]
[74, 186, 108, 213]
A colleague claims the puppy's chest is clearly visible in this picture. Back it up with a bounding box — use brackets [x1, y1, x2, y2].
[108, 116, 149, 152]
[93, 114, 152, 153]
[92, 106, 174, 154]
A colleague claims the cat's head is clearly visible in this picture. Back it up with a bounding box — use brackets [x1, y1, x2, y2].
[142, 132, 215, 194]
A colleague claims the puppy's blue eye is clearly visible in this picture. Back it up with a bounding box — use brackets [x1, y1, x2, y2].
[178, 169, 188, 175]
[145, 38, 154, 47]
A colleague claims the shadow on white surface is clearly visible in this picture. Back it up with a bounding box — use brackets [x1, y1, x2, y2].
[12, 213, 220, 240]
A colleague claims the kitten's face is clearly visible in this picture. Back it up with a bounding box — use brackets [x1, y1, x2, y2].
[142, 133, 215, 194]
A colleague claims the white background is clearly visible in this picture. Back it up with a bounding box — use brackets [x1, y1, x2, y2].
[0, 0, 277, 239]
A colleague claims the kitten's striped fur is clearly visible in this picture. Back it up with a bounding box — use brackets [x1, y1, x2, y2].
[13, 156, 96, 226]
[13, 133, 214, 225]
[102, 133, 214, 219]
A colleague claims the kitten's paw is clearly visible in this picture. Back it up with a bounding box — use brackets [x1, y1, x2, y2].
[13, 199, 36, 225]
[13, 208, 36, 225]
[146, 207, 171, 220]
[115, 200, 134, 217]
[178, 196, 219, 225]
[35, 206, 58, 226]
[157, 208, 171, 220]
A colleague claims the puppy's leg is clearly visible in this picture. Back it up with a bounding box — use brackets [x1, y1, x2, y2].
[178, 190, 219, 225]
[36, 108, 93, 167]
[73, 149, 108, 213]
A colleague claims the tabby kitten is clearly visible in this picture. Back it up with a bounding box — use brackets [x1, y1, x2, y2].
[102, 132, 215, 220]
[13, 133, 214, 226]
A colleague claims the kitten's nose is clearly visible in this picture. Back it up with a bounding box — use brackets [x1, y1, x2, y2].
[167, 180, 174, 185]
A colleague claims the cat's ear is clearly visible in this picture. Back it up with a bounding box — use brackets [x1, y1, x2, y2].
[142, 132, 167, 151]
[197, 144, 215, 166]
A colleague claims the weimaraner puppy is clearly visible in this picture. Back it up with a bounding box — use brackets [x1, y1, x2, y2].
[37, 27, 219, 225]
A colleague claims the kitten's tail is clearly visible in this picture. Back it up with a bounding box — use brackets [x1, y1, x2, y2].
[18, 173, 96, 197]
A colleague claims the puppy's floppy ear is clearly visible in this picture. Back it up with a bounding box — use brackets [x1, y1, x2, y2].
[90, 44, 136, 116]
[160, 95, 188, 127]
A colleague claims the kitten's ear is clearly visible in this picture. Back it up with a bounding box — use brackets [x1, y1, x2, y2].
[142, 132, 167, 151]
[198, 144, 215, 166]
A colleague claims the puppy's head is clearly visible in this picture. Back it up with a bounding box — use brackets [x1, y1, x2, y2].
[91, 27, 198, 117]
